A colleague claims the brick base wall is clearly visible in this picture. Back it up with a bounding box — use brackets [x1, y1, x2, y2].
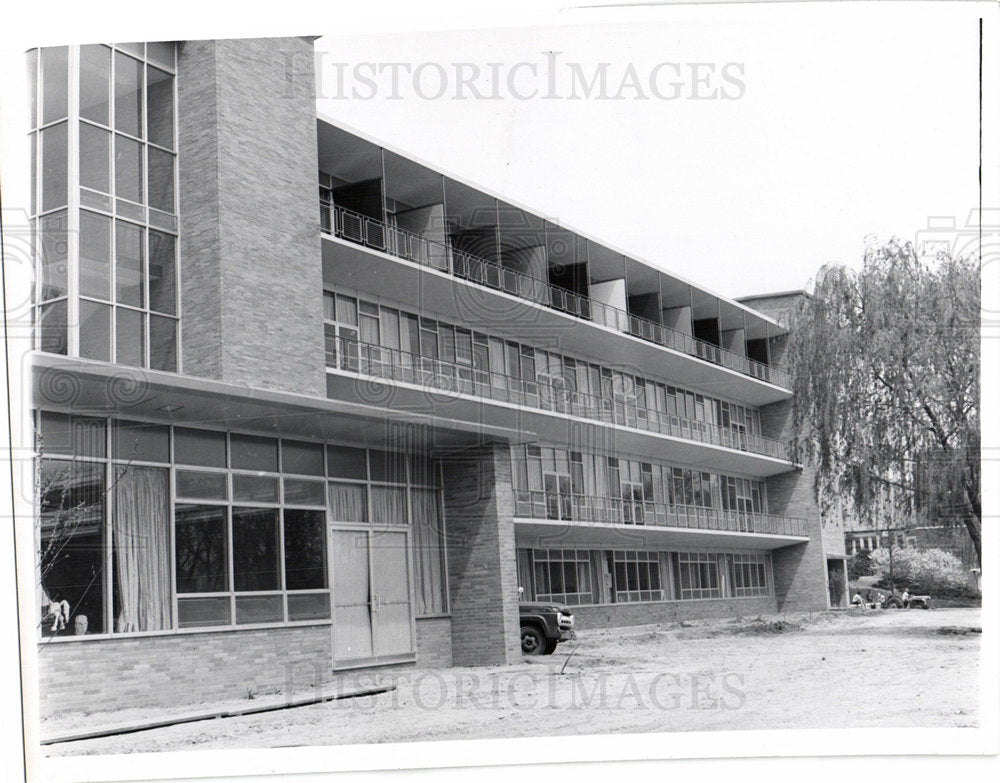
[37, 625, 334, 718]
[572, 596, 778, 630]
[415, 617, 453, 669]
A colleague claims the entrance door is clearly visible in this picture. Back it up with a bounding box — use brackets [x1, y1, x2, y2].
[544, 473, 571, 520]
[331, 528, 415, 667]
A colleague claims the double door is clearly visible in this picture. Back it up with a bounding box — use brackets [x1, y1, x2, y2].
[331, 528, 415, 667]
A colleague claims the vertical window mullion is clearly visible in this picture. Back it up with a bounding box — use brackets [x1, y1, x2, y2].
[103, 449, 113, 634]
[226, 504, 235, 627]
[66, 46, 81, 356]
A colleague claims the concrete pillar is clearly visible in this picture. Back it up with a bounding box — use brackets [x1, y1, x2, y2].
[441, 442, 521, 665]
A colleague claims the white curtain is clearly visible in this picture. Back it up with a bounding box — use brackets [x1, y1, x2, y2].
[371, 486, 407, 526]
[114, 466, 171, 632]
[410, 488, 446, 615]
[329, 482, 367, 522]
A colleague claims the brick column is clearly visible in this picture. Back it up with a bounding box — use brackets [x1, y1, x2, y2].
[761, 399, 830, 612]
[441, 442, 521, 665]
[177, 38, 326, 397]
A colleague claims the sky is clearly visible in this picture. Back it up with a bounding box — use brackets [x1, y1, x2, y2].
[314, 3, 983, 299]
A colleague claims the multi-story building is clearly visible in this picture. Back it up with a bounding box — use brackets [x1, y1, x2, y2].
[23, 37, 835, 718]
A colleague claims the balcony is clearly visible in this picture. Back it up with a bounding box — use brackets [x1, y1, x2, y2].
[321, 203, 792, 391]
[327, 337, 793, 466]
[511, 490, 810, 538]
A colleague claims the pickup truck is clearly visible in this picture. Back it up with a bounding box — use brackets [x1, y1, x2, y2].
[519, 602, 576, 655]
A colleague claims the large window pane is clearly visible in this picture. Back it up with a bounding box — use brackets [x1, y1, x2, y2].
[326, 445, 367, 479]
[328, 482, 367, 523]
[148, 231, 176, 314]
[283, 509, 327, 590]
[175, 470, 227, 501]
[79, 300, 111, 361]
[371, 486, 407, 526]
[149, 315, 177, 372]
[235, 595, 283, 625]
[232, 508, 280, 591]
[79, 45, 111, 125]
[38, 412, 106, 459]
[230, 434, 278, 472]
[174, 504, 228, 593]
[113, 420, 169, 463]
[115, 220, 144, 306]
[411, 488, 446, 615]
[232, 474, 279, 504]
[146, 66, 174, 150]
[39, 210, 68, 300]
[114, 135, 143, 204]
[173, 427, 226, 467]
[177, 597, 230, 628]
[115, 307, 144, 366]
[41, 122, 67, 212]
[283, 478, 326, 506]
[80, 123, 111, 193]
[79, 211, 111, 300]
[41, 46, 68, 125]
[112, 466, 171, 632]
[147, 147, 174, 213]
[369, 449, 406, 484]
[114, 52, 143, 137]
[37, 300, 67, 355]
[287, 593, 330, 622]
[146, 42, 176, 71]
[38, 459, 106, 636]
[281, 440, 324, 477]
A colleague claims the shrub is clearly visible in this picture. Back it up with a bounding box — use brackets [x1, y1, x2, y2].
[869, 547, 969, 593]
[847, 550, 874, 580]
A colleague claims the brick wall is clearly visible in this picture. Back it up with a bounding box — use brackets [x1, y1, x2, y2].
[572, 595, 778, 629]
[761, 398, 830, 612]
[37, 625, 334, 718]
[441, 443, 521, 666]
[415, 617, 453, 669]
[177, 38, 326, 397]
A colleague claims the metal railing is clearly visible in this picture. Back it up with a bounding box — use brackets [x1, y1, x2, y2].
[327, 337, 792, 462]
[512, 490, 811, 537]
[321, 202, 791, 389]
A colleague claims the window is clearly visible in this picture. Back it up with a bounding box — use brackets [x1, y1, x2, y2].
[677, 552, 722, 600]
[532, 549, 593, 605]
[728, 553, 771, 597]
[39, 459, 107, 636]
[411, 488, 447, 615]
[31, 43, 179, 368]
[611, 550, 663, 602]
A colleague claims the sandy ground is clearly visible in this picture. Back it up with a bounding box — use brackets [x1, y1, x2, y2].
[45, 607, 982, 755]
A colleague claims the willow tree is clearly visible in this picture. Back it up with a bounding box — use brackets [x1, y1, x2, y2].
[786, 238, 981, 566]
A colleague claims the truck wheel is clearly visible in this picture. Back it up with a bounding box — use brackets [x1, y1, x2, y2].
[542, 638, 558, 655]
[521, 626, 545, 655]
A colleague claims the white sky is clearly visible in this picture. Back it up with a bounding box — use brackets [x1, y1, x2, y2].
[314, 2, 983, 299]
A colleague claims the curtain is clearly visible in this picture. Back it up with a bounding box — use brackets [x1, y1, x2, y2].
[371, 486, 407, 526]
[114, 466, 171, 632]
[410, 488, 446, 615]
[329, 482, 367, 522]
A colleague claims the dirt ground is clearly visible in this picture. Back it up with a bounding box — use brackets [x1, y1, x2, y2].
[45, 607, 982, 755]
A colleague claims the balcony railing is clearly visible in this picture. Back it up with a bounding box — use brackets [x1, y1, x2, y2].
[327, 337, 792, 462]
[512, 490, 811, 537]
[321, 202, 791, 389]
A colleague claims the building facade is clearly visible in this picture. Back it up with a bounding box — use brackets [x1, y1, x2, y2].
[26, 37, 832, 718]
